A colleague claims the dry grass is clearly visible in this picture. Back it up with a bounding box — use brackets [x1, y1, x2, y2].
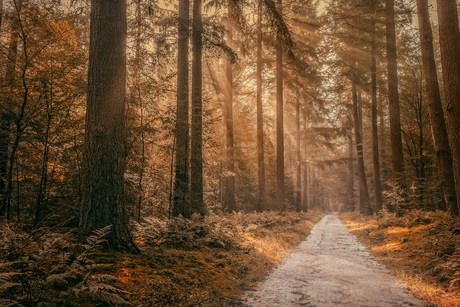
[117, 210, 324, 306]
[341, 210, 460, 307]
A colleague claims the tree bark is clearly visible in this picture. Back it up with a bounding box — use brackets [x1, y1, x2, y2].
[225, 1, 236, 212]
[276, 0, 285, 210]
[173, 0, 190, 217]
[191, 0, 205, 215]
[385, 0, 405, 189]
[352, 72, 371, 215]
[371, 1, 383, 211]
[256, 0, 266, 211]
[79, 0, 137, 252]
[296, 95, 301, 212]
[436, 0, 460, 218]
[302, 111, 309, 211]
[348, 130, 355, 211]
[416, 0, 457, 216]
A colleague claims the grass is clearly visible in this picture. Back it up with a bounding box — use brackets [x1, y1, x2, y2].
[341, 210, 460, 307]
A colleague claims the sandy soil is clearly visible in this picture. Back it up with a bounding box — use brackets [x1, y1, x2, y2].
[240, 214, 426, 307]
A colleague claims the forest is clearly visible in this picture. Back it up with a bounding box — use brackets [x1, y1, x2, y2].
[0, 0, 459, 306]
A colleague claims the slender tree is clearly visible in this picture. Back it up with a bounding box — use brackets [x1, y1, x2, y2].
[225, 1, 236, 212]
[256, 0, 266, 211]
[173, 0, 190, 217]
[302, 110, 309, 211]
[436, 0, 460, 218]
[295, 95, 301, 211]
[276, 0, 285, 210]
[385, 0, 405, 190]
[347, 129, 355, 211]
[352, 70, 371, 215]
[371, 0, 383, 211]
[79, 0, 137, 252]
[416, 0, 458, 216]
[191, 0, 205, 215]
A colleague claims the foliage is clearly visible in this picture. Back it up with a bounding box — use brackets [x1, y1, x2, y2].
[0, 225, 129, 306]
[342, 211, 460, 306]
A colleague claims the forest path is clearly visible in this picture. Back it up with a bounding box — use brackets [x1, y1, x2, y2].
[240, 214, 425, 307]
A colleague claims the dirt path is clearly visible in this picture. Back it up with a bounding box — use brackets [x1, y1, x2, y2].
[240, 214, 425, 307]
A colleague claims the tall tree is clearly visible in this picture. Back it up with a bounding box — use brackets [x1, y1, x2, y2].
[276, 0, 285, 209]
[256, 0, 266, 211]
[173, 0, 190, 217]
[370, 0, 383, 211]
[436, 0, 460, 218]
[416, 0, 458, 216]
[225, 1, 236, 212]
[191, 0, 205, 215]
[385, 0, 405, 190]
[352, 70, 371, 215]
[295, 94, 301, 211]
[347, 129, 355, 211]
[79, 0, 137, 252]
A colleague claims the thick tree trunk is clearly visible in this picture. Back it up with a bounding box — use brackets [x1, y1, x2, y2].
[371, 2, 383, 211]
[225, 1, 236, 212]
[385, 0, 405, 190]
[256, 0, 266, 211]
[416, 0, 457, 216]
[79, 0, 137, 252]
[191, 0, 205, 215]
[276, 0, 285, 210]
[173, 0, 190, 217]
[436, 0, 460, 218]
[352, 73, 371, 215]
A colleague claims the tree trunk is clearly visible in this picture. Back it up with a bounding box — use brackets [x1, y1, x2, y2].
[348, 130, 355, 211]
[276, 0, 285, 210]
[225, 1, 236, 212]
[256, 0, 266, 211]
[302, 110, 308, 211]
[0, 0, 22, 218]
[371, 1, 383, 211]
[436, 0, 460, 218]
[191, 0, 205, 215]
[79, 0, 137, 252]
[385, 0, 405, 189]
[173, 0, 190, 217]
[352, 72, 371, 215]
[296, 96, 301, 212]
[416, 0, 457, 216]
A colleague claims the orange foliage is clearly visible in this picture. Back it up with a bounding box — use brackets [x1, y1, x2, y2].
[115, 210, 324, 306]
[341, 210, 460, 307]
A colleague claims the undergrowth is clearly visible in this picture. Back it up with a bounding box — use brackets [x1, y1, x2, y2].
[341, 210, 460, 307]
[0, 210, 323, 306]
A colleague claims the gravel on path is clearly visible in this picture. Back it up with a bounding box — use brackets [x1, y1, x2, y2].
[240, 214, 426, 307]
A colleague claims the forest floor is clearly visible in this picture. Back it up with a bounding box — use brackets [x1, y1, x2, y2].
[0, 210, 323, 306]
[239, 214, 424, 307]
[341, 210, 460, 307]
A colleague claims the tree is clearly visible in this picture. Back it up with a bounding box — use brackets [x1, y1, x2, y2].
[225, 0, 236, 212]
[436, 0, 460, 218]
[416, 0, 457, 216]
[256, 0, 266, 211]
[352, 70, 371, 215]
[370, 0, 383, 211]
[173, 0, 190, 217]
[385, 0, 405, 190]
[276, 0, 285, 209]
[79, 0, 137, 252]
[191, 0, 205, 215]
